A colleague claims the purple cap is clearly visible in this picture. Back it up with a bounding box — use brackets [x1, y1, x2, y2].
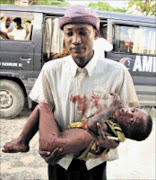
[59, 5, 100, 30]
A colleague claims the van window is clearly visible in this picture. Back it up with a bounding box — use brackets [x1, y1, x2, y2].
[43, 17, 66, 62]
[0, 11, 34, 41]
[114, 25, 156, 55]
[99, 23, 108, 39]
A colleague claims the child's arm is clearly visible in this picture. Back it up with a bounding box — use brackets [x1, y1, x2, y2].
[87, 93, 122, 149]
[87, 93, 122, 136]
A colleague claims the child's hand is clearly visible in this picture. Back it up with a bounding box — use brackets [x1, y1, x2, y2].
[94, 122, 119, 149]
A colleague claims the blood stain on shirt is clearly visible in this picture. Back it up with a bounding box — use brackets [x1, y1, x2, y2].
[70, 95, 88, 114]
[92, 93, 100, 109]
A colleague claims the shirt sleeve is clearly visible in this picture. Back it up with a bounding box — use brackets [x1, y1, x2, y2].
[29, 63, 55, 110]
[119, 66, 139, 107]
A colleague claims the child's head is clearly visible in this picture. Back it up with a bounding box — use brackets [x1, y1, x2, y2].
[113, 107, 153, 141]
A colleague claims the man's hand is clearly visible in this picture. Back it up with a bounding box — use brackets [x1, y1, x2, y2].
[88, 122, 119, 149]
[39, 148, 64, 166]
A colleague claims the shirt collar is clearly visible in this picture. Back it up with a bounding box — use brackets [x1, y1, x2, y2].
[68, 55, 78, 77]
[85, 53, 98, 77]
[69, 53, 98, 77]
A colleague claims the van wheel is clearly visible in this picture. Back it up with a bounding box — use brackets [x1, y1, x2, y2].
[0, 80, 25, 119]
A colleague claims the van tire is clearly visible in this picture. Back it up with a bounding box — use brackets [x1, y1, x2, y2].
[0, 80, 25, 119]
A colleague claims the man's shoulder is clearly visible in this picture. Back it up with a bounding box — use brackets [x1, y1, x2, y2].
[44, 55, 71, 70]
[98, 57, 126, 70]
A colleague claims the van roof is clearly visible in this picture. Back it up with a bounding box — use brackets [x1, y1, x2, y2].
[1, 4, 155, 24]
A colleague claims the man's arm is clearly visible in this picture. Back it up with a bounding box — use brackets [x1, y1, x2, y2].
[89, 122, 119, 149]
[39, 121, 119, 166]
[0, 31, 9, 39]
[39, 94, 121, 165]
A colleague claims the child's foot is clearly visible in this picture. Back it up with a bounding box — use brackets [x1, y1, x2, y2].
[2, 139, 29, 153]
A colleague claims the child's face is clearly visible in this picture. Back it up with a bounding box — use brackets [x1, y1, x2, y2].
[113, 107, 148, 128]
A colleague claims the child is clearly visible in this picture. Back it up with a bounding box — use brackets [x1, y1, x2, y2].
[2, 94, 152, 161]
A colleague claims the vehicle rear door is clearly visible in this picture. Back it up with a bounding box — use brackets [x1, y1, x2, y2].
[106, 19, 156, 106]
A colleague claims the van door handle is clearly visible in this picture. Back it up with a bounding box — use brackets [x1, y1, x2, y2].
[20, 57, 31, 61]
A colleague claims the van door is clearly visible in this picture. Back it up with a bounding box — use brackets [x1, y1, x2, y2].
[106, 19, 156, 107]
[0, 40, 34, 71]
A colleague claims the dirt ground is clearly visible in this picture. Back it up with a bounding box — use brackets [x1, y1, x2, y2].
[0, 108, 155, 180]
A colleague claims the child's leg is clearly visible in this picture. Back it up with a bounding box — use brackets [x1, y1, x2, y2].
[39, 104, 93, 156]
[3, 102, 93, 155]
[2, 103, 41, 153]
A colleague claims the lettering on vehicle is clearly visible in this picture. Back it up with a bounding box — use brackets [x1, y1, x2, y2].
[0, 62, 23, 67]
[133, 56, 156, 72]
[120, 56, 156, 73]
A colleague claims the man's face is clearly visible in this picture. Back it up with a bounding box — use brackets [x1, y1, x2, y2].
[63, 24, 97, 67]
[5, 18, 12, 28]
[114, 107, 148, 129]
